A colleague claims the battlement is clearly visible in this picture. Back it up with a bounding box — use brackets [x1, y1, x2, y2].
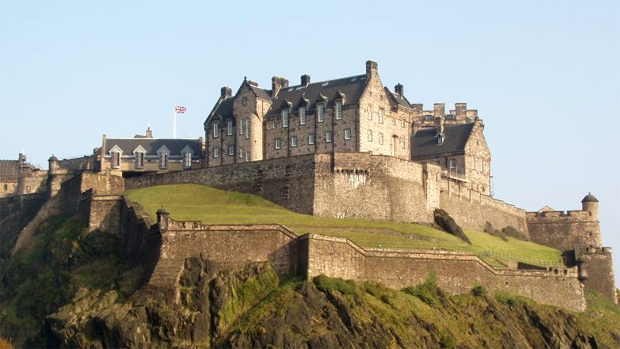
[412, 102, 479, 126]
[526, 210, 594, 221]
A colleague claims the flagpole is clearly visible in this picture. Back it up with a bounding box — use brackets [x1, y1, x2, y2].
[173, 103, 177, 139]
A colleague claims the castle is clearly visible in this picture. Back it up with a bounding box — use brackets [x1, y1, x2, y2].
[0, 60, 616, 311]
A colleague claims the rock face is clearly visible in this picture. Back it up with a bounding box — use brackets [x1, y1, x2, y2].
[434, 208, 472, 244]
[42, 259, 620, 349]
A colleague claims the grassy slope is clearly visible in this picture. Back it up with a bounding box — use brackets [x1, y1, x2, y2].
[124, 184, 562, 267]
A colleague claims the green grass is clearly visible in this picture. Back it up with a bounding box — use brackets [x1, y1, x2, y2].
[124, 184, 562, 267]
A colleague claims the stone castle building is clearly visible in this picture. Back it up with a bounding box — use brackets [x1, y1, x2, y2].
[204, 60, 491, 195]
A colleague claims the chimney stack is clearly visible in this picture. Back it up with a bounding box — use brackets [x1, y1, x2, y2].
[301, 74, 311, 86]
[146, 127, 153, 138]
[220, 86, 232, 99]
[395, 83, 404, 97]
[271, 76, 289, 97]
[366, 60, 378, 78]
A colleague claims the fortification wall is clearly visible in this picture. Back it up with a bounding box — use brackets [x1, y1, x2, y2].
[57, 156, 96, 171]
[16, 172, 47, 195]
[313, 153, 440, 223]
[578, 247, 617, 304]
[304, 234, 585, 311]
[125, 154, 317, 215]
[527, 210, 601, 250]
[0, 193, 47, 260]
[439, 185, 528, 234]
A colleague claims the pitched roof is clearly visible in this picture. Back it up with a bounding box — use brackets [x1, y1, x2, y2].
[104, 138, 201, 156]
[386, 87, 412, 109]
[410, 123, 475, 158]
[0, 160, 20, 179]
[209, 97, 235, 120]
[267, 74, 369, 114]
[249, 84, 271, 100]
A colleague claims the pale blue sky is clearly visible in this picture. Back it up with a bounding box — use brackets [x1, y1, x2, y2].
[1, 0, 619, 286]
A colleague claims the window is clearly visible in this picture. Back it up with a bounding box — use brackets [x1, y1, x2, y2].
[449, 159, 456, 169]
[135, 152, 144, 168]
[378, 132, 383, 145]
[3, 184, 6, 191]
[240, 119, 244, 135]
[378, 108, 384, 124]
[213, 123, 219, 138]
[424, 115, 433, 121]
[308, 133, 315, 145]
[317, 104, 324, 122]
[367, 130, 373, 142]
[214, 147, 220, 158]
[282, 109, 289, 128]
[291, 136, 298, 147]
[239, 147, 244, 158]
[326, 131, 332, 143]
[275, 138, 282, 149]
[471, 156, 475, 169]
[480, 160, 484, 173]
[401, 139, 405, 149]
[111, 152, 120, 168]
[401, 120, 405, 127]
[272, 121, 276, 130]
[183, 152, 192, 168]
[245, 151, 250, 162]
[159, 152, 168, 168]
[344, 128, 351, 140]
[245, 119, 250, 139]
[335, 101, 342, 120]
[227, 120, 233, 135]
[228, 144, 235, 156]
[242, 96, 248, 106]
[299, 107, 307, 125]
[437, 135, 444, 145]
[367, 105, 372, 120]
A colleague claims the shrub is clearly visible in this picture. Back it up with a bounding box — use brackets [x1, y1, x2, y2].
[313, 275, 357, 295]
[471, 283, 487, 297]
[494, 291, 516, 306]
[403, 271, 438, 306]
[439, 332, 456, 348]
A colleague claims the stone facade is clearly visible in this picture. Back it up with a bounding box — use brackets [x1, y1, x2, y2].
[0, 153, 47, 198]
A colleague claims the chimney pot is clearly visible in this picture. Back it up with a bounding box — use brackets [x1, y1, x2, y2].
[395, 83, 404, 97]
[301, 74, 311, 86]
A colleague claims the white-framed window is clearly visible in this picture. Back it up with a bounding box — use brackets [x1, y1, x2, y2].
[245, 119, 250, 139]
[299, 107, 307, 125]
[275, 138, 282, 149]
[401, 120, 405, 127]
[401, 139, 405, 149]
[291, 135, 298, 147]
[308, 133, 315, 145]
[135, 152, 144, 169]
[344, 128, 351, 140]
[367, 105, 372, 120]
[228, 144, 234, 156]
[159, 152, 169, 168]
[317, 104, 324, 122]
[271, 121, 276, 130]
[472, 156, 476, 170]
[214, 147, 220, 158]
[325, 131, 332, 143]
[378, 132, 383, 145]
[449, 159, 456, 169]
[282, 109, 289, 128]
[183, 152, 192, 168]
[378, 108, 384, 124]
[213, 123, 219, 138]
[367, 129, 373, 141]
[227, 120, 233, 135]
[111, 151, 120, 168]
[239, 147, 244, 159]
[245, 151, 250, 162]
[240, 119, 244, 135]
[335, 101, 342, 120]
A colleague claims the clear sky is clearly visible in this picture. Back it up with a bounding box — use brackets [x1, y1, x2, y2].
[1, 0, 619, 287]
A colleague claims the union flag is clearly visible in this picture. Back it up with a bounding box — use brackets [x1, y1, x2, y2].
[175, 106, 186, 113]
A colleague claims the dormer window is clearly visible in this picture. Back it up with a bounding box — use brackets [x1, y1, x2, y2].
[109, 145, 122, 169]
[335, 101, 343, 120]
[159, 152, 168, 168]
[282, 108, 289, 128]
[317, 104, 324, 122]
[133, 145, 147, 169]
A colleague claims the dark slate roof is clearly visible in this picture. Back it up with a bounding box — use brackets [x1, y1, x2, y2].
[249, 85, 271, 100]
[386, 88, 412, 109]
[0, 160, 20, 178]
[209, 97, 235, 120]
[105, 138, 201, 156]
[581, 193, 599, 203]
[410, 123, 475, 158]
[267, 74, 368, 114]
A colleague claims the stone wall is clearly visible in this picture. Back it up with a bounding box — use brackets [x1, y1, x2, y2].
[577, 247, 617, 304]
[440, 186, 529, 234]
[303, 234, 586, 312]
[527, 210, 601, 251]
[86, 194, 123, 233]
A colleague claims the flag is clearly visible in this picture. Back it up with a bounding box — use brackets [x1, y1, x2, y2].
[175, 106, 186, 113]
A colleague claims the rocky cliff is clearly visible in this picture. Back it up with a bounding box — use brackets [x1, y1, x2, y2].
[1, 214, 620, 348]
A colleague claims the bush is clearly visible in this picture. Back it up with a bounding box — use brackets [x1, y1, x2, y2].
[403, 271, 438, 306]
[439, 332, 456, 348]
[494, 291, 517, 306]
[313, 275, 357, 295]
[471, 283, 487, 297]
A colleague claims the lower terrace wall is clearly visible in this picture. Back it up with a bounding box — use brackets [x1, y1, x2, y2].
[304, 234, 585, 311]
[440, 186, 529, 235]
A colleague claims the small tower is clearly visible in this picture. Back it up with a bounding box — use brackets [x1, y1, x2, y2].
[156, 206, 170, 231]
[581, 192, 599, 221]
[48, 154, 59, 175]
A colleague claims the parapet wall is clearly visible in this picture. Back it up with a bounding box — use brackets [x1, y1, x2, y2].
[304, 234, 585, 311]
[526, 210, 601, 250]
[439, 185, 529, 234]
[577, 247, 617, 304]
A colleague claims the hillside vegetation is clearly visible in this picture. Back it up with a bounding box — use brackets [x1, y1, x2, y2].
[124, 184, 562, 268]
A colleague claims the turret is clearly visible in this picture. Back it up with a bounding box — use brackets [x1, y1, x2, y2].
[156, 206, 170, 231]
[48, 154, 59, 175]
[581, 192, 599, 221]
